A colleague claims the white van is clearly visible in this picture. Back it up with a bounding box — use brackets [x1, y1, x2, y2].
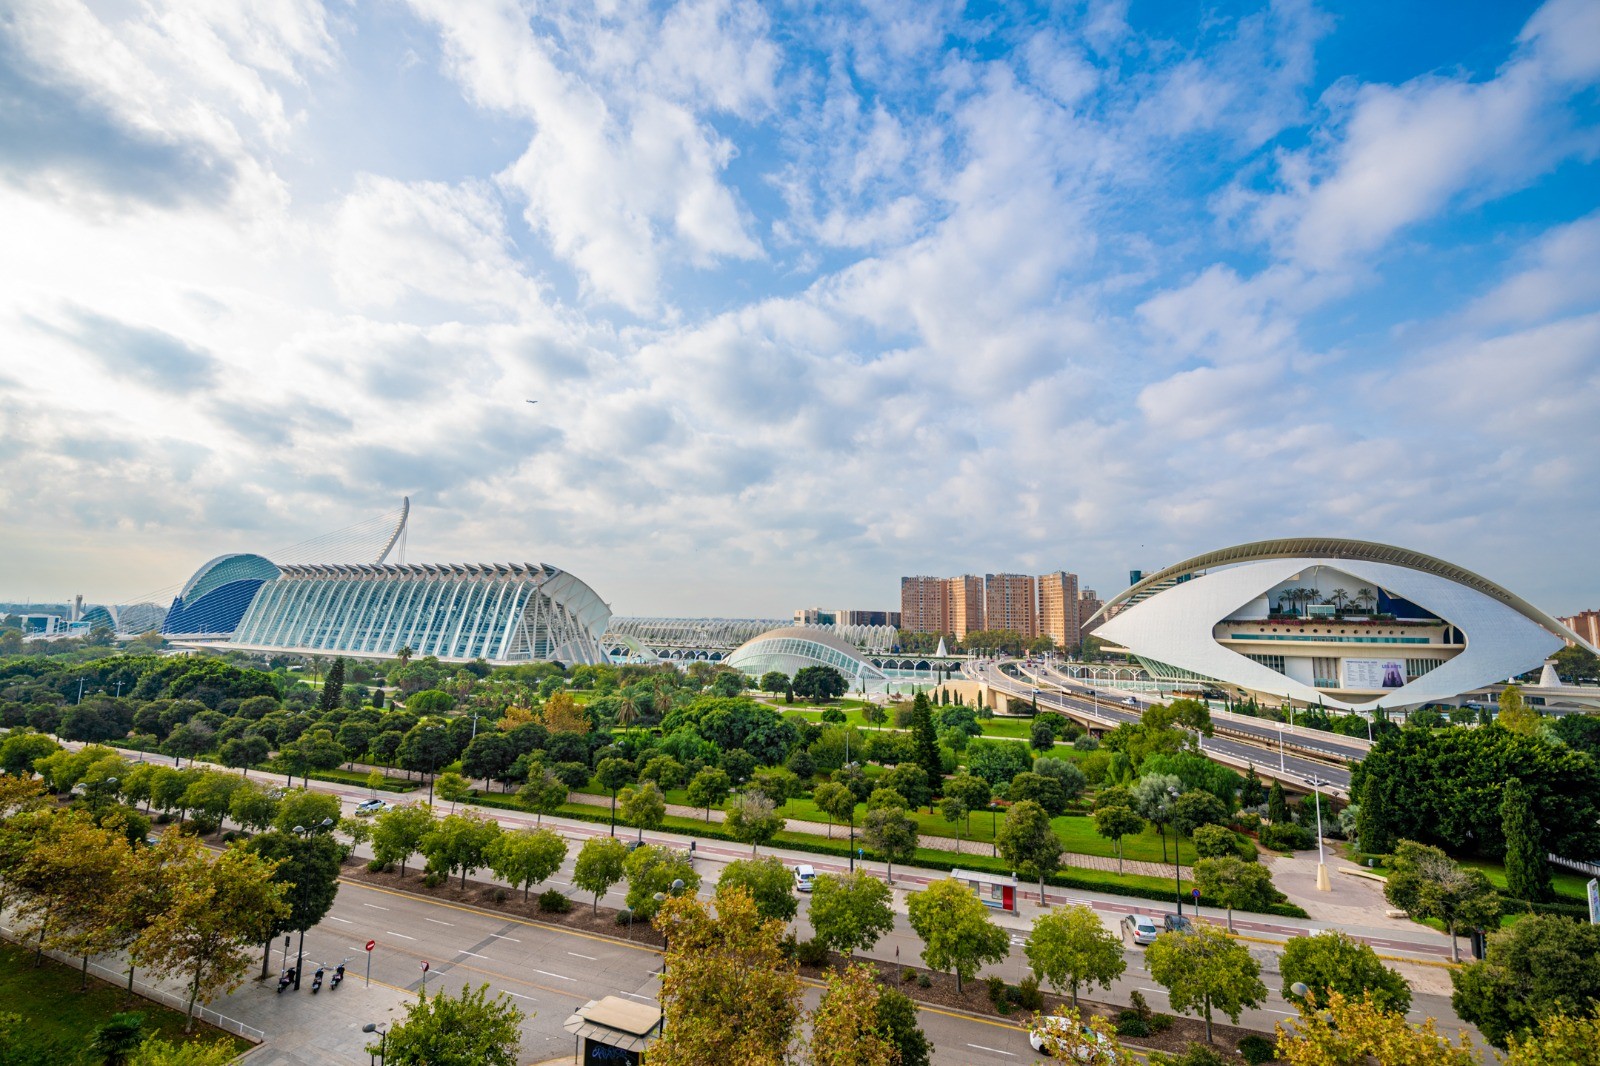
[794, 864, 816, 892]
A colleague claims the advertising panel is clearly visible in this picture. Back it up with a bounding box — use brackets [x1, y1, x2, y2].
[1343, 658, 1406, 689]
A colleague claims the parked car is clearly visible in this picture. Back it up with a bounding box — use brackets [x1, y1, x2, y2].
[1162, 913, 1194, 934]
[794, 864, 816, 892]
[1122, 914, 1159, 945]
[1028, 1015, 1128, 1060]
[354, 799, 390, 816]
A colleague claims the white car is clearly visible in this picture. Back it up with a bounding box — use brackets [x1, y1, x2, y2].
[794, 864, 816, 892]
[1122, 914, 1159, 945]
[1028, 1015, 1126, 1060]
[354, 799, 390, 816]
[1122, 696, 1139, 706]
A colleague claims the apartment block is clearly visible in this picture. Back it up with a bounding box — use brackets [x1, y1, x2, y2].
[1560, 610, 1600, 648]
[1038, 571, 1080, 651]
[947, 575, 985, 640]
[1078, 588, 1104, 642]
[899, 577, 950, 634]
[984, 573, 1038, 638]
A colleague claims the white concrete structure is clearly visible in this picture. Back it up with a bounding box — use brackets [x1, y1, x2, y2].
[1090, 538, 1594, 711]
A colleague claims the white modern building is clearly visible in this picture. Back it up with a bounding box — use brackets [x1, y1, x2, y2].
[1090, 538, 1594, 711]
[726, 626, 889, 691]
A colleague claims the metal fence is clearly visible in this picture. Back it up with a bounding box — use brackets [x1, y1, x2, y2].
[1549, 854, 1600, 878]
[0, 925, 265, 1043]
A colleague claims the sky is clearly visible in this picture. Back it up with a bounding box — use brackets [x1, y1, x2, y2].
[1, 0, 1597, 620]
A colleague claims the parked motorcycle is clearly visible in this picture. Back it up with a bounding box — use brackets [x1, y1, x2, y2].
[310, 966, 325, 993]
[276, 967, 295, 994]
[330, 963, 345, 989]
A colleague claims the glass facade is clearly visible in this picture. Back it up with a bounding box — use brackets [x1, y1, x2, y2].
[728, 628, 888, 689]
[163, 554, 282, 638]
[224, 562, 610, 664]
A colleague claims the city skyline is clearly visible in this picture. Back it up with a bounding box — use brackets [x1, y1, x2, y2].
[2, 0, 1597, 617]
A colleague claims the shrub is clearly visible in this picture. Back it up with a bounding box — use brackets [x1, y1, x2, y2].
[537, 889, 572, 913]
[1238, 1033, 1276, 1064]
[365, 858, 392, 873]
[1074, 734, 1100, 751]
[1115, 1012, 1150, 1037]
[1149, 1014, 1174, 1034]
[916, 973, 931, 988]
[491, 888, 508, 904]
[1258, 822, 1314, 852]
[1128, 990, 1153, 1024]
[902, 967, 917, 983]
[1164, 1042, 1230, 1066]
[422, 870, 446, 888]
[985, 975, 1007, 1008]
[1016, 974, 1044, 1012]
[795, 938, 830, 967]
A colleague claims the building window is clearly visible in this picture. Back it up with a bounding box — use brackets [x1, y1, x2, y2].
[1246, 653, 1286, 674]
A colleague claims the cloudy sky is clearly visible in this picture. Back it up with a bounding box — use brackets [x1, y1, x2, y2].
[2, 0, 1597, 619]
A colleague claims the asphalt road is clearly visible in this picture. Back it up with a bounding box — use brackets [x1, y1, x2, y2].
[972, 661, 1354, 792]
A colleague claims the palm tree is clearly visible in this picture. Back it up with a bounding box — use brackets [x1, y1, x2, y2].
[615, 696, 639, 730]
[1356, 588, 1377, 612]
[396, 645, 414, 667]
[1331, 588, 1349, 612]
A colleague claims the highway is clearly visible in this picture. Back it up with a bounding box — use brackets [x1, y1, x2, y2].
[968, 660, 1354, 793]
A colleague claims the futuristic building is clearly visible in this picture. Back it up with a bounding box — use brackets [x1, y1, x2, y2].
[727, 626, 889, 691]
[162, 554, 282, 639]
[1090, 538, 1593, 712]
[603, 617, 899, 660]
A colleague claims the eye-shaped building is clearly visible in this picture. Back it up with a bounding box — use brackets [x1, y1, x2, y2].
[1089, 538, 1590, 711]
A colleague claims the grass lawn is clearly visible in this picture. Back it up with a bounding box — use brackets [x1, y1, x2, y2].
[1460, 859, 1590, 902]
[0, 941, 252, 1059]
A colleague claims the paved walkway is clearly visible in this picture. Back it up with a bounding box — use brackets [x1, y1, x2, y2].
[578, 793, 1186, 879]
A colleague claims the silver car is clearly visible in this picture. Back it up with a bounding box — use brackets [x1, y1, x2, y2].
[1122, 914, 1159, 945]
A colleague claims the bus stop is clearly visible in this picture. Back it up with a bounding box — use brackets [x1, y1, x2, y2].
[949, 868, 1017, 912]
[563, 996, 662, 1064]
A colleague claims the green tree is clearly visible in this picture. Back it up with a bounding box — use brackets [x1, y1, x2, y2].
[907, 693, 943, 793]
[595, 757, 634, 836]
[1132, 773, 1182, 862]
[938, 796, 969, 847]
[685, 767, 732, 822]
[1500, 777, 1550, 902]
[717, 855, 798, 923]
[808, 963, 896, 1066]
[1266, 779, 1289, 825]
[650, 888, 801, 1066]
[1144, 924, 1266, 1043]
[317, 657, 347, 716]
[516, 769, 568, 825]
[725, 791, 785, 855]
[759, 671, 790, 695]
[89, 1011, 148, 1066]
[1450, 914, 1600, 1049]
[862, 804, 918, 883]
[1191, 856, 1275, 933]
[372, 803, 434, 877]
[434, 771, 472, 813]
[812, 780, 857, 839]
[1190, 824, 1238, 860]
[623, 844, 701, 919]
[1383, 841, 1501, 963]
[997, 799, 1062, 906]
[876, 985, 931, 1066]
[1496, 685, 1540, 735]
[1025, 904, 1126, 1004]
[244, 829, 342, 979]
[944, 772, 992, 836]
[1092, 805, 1145, 876]
[272, 788, 340, 835]
[420, 812, 502, 890]
[1172, 790, 1229, 838]
[133, 836, 287, 1031]
[619, 781, 667, 842]
[127, 1037, 242, 1065]
[808, 871, 894, 957]
[906, 878, 1009, 992]
[1280, 930, 1411, 1015]
[572, 836, 628, 915]
[1272, 990, 1476, 1066]
[377, 982, 524, 1066]
[484, 828, 567, 901]
[792, 666, 847, 702]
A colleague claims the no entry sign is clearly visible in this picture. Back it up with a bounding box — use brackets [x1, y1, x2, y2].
[365, 940, 376, 952]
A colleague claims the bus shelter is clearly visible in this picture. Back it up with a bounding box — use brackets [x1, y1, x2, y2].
[949, 868, 1017, 912]
[563, 996, 662, 1064]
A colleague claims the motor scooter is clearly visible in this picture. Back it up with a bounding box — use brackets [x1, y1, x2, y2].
[276, 967, 295, 993]
[310, 966, 325, 993]
[330, 962, 345, 989]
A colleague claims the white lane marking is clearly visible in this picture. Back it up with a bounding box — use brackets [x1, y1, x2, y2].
[620, 992, 655, 1002]
[536, 969, 574, 981]
[489, 933, 520, 942]
[387, 931, 416, 940]
[363, 903, 389, 910]
[424, 918, 452, 925]
[506, 991, 535, 1000]
[567, 951, 597, 960]
[326, 916, 352, 924]
[1138, 986, 1168, 995]
[548, 880, 569, 886]
[966, 1045, 1015, 1056]
[1263, 1008, 1295, 1016]
[460, 951, 490, 959]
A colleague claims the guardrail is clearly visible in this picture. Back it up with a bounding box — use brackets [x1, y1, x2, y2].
[0, 924, 265, 1043]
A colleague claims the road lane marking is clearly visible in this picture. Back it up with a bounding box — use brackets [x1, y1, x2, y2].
[489, 934, 520, 942]
[424, 918, 452, 925]
[387, 931, 416, 940]
[363, 903, 389, 910]
[460, 951, 490, 959]
[620, 992, 654, 1002]
[326, 916, 352, 924]
[536, 969, 574, 981]
[966, 1044, 1015, 1056]
[506, 991, 535, 1000]
[567, 951, 596, 960]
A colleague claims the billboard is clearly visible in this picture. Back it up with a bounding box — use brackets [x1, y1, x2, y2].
[1344, 659, 1406, 689]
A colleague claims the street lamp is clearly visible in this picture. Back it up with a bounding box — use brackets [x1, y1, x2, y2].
[1275, 722, 1286, 772]
[362, 1022, 389, 1065]
[1168, 785, 1183, 917]
[1306, 776, 1332, 892]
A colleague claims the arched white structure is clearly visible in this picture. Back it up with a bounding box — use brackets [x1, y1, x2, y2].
[727, 626, 889, 690]
[1091, 538, 1589, 711]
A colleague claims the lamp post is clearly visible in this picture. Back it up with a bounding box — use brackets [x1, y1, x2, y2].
[1276, 722, 1285, 772]
[1168, 785, 1183, 917]
[1307, 776, 1332, 892]
[362, 1022, 389, 1066]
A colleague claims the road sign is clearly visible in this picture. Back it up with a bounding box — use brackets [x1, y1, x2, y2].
[420, 961, 429, 972]
[1588, 878, 1598, 925]
[365, 940, 376, 952]
[1191, 888, 1201, 902]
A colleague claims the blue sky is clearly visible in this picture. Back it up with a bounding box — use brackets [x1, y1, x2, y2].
[1, 0, 1596, 619]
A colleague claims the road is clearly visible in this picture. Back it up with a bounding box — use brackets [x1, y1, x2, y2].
[970, 660, 1354, 792]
